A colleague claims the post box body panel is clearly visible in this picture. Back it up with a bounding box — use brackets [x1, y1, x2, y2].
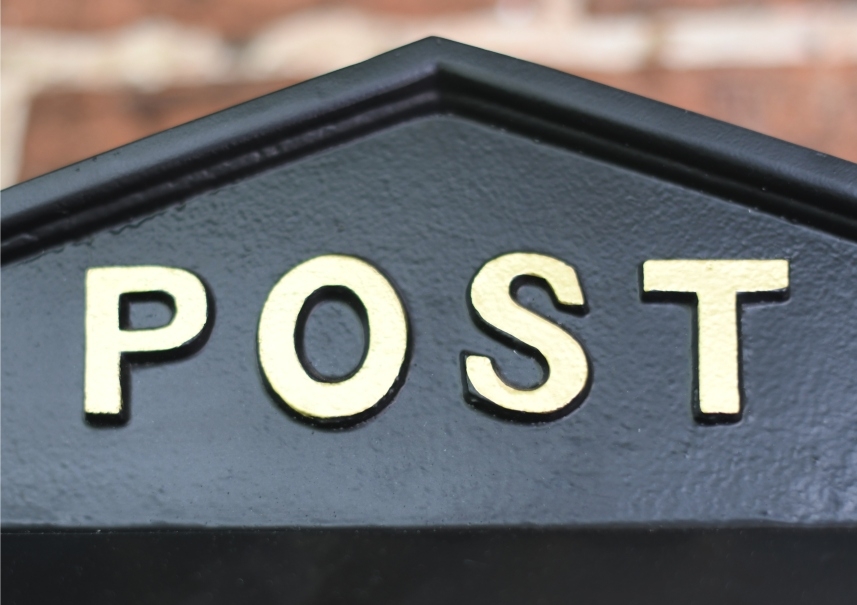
[4, 114, 857, 528]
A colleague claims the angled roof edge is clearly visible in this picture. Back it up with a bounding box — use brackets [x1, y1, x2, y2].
[2, 37, 856, 263]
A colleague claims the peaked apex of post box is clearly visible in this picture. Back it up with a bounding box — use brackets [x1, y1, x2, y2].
[2, 36, 856, 263]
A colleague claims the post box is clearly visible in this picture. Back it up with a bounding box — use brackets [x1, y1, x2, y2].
[3, 38, 857, 603]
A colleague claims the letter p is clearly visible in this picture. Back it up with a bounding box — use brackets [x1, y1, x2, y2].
[85, 266, 210, 423]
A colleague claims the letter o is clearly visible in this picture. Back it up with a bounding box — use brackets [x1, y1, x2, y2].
[258, 255, 409, 422]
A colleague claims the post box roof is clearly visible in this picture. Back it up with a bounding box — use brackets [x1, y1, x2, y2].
[3, 37, 856, 263]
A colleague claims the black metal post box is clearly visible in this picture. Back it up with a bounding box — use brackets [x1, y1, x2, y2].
[3, 38, 857, 604]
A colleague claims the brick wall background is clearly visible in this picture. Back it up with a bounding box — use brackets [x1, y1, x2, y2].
[3, 0, 856, 187]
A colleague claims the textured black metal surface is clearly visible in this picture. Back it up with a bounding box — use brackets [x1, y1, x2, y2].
[3, 38, 857, 600]
[4, 113, 857, 527]
[5, 528, 857, 605]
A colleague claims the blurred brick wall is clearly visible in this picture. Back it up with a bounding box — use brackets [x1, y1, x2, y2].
[3, 0, 856, 187]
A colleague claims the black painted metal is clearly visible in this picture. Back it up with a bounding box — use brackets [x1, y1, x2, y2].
[3, 38, 857, 602]
[5, 528, 857, 604]
[3, 39, 856, 263]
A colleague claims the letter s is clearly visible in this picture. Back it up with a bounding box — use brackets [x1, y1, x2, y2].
[463, 252, 590, 419]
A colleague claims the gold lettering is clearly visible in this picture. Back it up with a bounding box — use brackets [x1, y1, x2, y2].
[643, 259, 789, 418]
[258, 255, 409, 422]
[85, 266, 209, 419]
[464, 252, 589, 416]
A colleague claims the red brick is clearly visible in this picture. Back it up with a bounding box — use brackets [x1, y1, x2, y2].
[18, 81, 293, 182]
[581, 66, 857, 163]
[0, 0, 494, 40]
[18, 66, 857, 183]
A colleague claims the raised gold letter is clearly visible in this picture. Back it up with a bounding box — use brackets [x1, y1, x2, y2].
[643, 259, 789, 419]
[464, 252, 590, 418]
[85, 266, 209, 421]
[258, 255, 409, 423]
